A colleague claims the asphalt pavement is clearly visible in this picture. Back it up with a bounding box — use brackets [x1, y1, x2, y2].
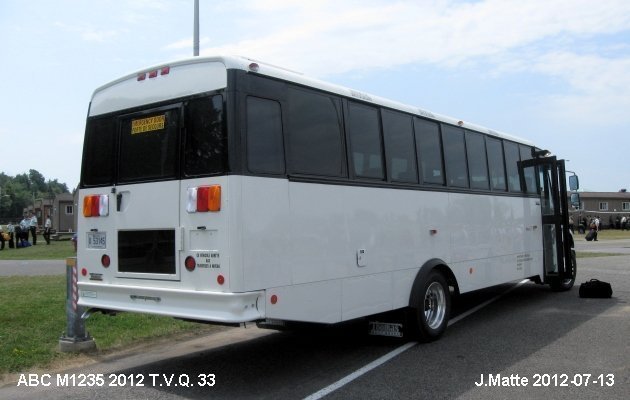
[0, 259, 67, 276]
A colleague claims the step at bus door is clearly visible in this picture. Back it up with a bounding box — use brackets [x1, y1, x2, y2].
[520, 156, 573, 283]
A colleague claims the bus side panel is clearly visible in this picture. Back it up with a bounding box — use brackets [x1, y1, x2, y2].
[264, 280, 342, 323]
[449, 195, 543, 293]
[287, 182, 451, 285]
[240, 176, 292, 291]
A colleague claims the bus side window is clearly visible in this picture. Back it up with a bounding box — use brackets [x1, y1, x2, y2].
[504, 141, 522, 192]
[286, 88, 345, 177]
[442, 125, 469, 188]
[246, 96, 285, 175]
[347, 101, 385, 180]
[382, 109, 418, 183]
[466, 131, 490, 190]
[520, 145, 538, 194]
[486, 137, 507, 191]
[414, 118, 444, 185]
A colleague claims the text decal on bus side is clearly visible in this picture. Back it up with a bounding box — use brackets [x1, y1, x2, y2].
[131, 115, 165, 135]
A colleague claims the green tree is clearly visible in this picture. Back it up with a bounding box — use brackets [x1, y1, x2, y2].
[0, 170, 71, 220]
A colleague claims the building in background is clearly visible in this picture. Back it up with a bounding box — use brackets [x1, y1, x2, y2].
[571, 190, 630, 229]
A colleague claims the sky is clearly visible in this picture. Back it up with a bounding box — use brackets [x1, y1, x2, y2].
[1, 0, 629, 192]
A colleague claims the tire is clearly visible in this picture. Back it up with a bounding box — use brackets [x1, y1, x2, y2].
[551, 250, 577, 291]
[409, 270, 450, 342]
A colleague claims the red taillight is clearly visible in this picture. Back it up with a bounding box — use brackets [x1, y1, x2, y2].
[197, 186, 209, 212]
[217, 275, 225, 285]
[185, 256, 196, 271]
[81, 268, 88, 277]
[83, 194, 109, 217]
[270, 295, 278, 305]
[187, 185, 221, 213]
[101, 254, 111, 268]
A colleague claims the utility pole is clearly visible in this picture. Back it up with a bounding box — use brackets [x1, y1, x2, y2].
[193, 0, 200, 56]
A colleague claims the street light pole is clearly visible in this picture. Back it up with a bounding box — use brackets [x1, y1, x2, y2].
[193, 0, 199, 56]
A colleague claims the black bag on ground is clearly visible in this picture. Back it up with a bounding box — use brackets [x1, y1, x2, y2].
[585, 230, 595, 241]
[579, 279, 612, 298]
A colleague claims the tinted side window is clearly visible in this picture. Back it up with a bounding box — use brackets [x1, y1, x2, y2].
[287, 88, 344, 177]
[466, 131, 489, 190]
[81, 117, 116, 186]
[504, 141, 521, 192]
[519, 145, 537, 194]
[246, 97, 285, 174]
[486, 137, 506, 191]
[382, 110, 417, 183]
[347, 102, 384, 180]
[442, 125, 469, 188]
[184, 95, 227, 177]
[414, 118, 444, 185]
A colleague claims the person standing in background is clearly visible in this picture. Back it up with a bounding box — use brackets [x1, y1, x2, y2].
[43, 214, 52, 245]
[29, 210, 38, 245]
[7, 222, 15, 248]
[20, 214, 30, 243]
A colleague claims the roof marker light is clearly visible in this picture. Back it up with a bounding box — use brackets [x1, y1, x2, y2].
[161, 66, 170, 75]
[137, 73, 146, 81]
[249, 62, 260, 72]
[148, 70, 158, 78]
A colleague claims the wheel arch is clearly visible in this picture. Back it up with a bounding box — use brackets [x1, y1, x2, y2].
[408, 258, 459, 308]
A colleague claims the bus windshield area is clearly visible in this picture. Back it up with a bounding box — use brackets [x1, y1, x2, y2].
[81, 94, 226, 187]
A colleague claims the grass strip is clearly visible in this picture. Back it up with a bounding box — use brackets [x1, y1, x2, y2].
[0, 275, 212, 375]
[0, 237, 75, 260]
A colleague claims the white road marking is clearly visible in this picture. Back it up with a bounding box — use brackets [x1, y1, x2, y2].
[303, 280, 529, 400]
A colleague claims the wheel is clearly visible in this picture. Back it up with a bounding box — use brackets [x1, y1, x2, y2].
[551, 250, 576, 291]
[409, 270, 450, 342]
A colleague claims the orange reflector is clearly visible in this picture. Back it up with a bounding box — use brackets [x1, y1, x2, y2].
[83, 196, 94, 217]
[207, 185, 221, 212]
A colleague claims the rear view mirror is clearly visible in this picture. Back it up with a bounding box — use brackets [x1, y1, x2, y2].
[569, 175, 579, 191]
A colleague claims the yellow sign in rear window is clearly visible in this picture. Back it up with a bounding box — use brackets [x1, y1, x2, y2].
[131, 115, 165, 135]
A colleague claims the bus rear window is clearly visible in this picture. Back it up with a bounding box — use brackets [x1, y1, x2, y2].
[80, 94, 226, 187]
[119, 109, 179, 183]
[81, 117, 117, 186]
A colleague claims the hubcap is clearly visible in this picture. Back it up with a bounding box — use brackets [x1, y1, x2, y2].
[424, 282, 446, 329]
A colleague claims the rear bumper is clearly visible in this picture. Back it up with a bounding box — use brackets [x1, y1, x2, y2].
[78, 282, 265, 323]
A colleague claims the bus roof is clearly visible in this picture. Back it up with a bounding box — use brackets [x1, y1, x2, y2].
[92, 55, 533, 146]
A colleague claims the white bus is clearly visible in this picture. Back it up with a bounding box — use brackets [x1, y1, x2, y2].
[78, 55, 577, 341]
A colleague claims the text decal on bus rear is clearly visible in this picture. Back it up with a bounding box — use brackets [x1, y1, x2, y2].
[195, 252, 221, 269]
[131, 115, 165, 135]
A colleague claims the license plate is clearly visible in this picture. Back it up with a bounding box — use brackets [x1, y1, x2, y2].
[87, 232, 106, 249]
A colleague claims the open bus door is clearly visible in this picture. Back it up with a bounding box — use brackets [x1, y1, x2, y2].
[520, 155, 577, 291]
